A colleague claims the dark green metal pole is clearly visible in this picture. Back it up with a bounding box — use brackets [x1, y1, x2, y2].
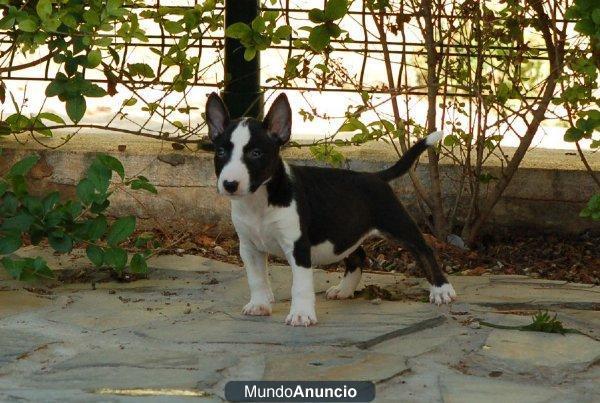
[222, 0, 263, 119]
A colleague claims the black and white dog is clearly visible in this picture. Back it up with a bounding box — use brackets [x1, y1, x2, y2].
[205, 93, 456, 327]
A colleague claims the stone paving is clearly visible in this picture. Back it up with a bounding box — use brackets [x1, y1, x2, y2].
[0, 246, 599, 402]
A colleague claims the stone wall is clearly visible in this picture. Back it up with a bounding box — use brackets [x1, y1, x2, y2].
[0, 135, 598, 236]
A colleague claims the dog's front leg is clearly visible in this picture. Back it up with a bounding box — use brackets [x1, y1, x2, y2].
[283, 242, 317, 327]
[240, 241, 274, 316]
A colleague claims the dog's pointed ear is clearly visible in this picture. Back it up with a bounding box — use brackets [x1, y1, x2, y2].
[205, 92, 230, 141]
[264, 93, 292, 144]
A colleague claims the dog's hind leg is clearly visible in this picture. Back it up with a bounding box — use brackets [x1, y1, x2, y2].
[376, 200, 456, 305]
[240, 241, 274, 316]
[326, 247, 366, 299]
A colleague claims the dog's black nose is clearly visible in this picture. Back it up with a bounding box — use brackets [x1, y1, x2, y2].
[223, 180, 239, 193]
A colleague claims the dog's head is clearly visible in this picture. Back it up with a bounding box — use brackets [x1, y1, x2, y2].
[205, 93, 292, 197]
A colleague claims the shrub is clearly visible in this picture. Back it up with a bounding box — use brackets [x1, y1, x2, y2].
[0, 151, 157, 280]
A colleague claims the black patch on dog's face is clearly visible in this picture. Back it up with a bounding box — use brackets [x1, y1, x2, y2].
[206, 93, 292, 196]
[212, 118, 284, 193]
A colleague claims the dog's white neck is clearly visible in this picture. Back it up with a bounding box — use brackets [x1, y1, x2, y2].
[229, 161, 292, 214]
[231, 183, 269, 213]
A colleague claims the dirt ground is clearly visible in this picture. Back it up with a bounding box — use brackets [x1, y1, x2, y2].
[128, 226, 599, 286]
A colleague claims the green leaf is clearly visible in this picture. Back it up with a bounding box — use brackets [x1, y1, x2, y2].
[308, 9, 325, 23]
[18, 17, 39, 32]
[1, 213, 34, 231]
[274, 25, 292, 39]
[107, 0, 123, 15]
[81, 83, 107, 97]
[130, 253, 148, 274]
[36, 0, 53, 21]
[1, 257, 24, 279]
[7, 155, 40, 178]
[251, 16, 265, 32]
[104, 247, 127, 270]
[45, 79, 64, 97]
[97, 154, 125, 179]
[32, 257, 53, 279]
[38, 112, 65, 124]
[163, 20, 184, 34]
[86, 160, 112, 196]
[6, 113, 30, 131]
[0, 16, 16, 30]
[48, 232, 73, 253]
[308, 24, 331, 51]
[324, 0, 348, 21]
[66, 95, 86, 123]
[123, 97, 137, 106]
[86, 245, 104, 267]
[326, 23, 342, 38]
[1, 256, 51, 280]
[76, 178, 95, 205]
[564, 127, 584, 142]
[127, 63, 155, 78]
[130, 177, 157, 194]
[244, 47, 257, 61]
[87, 49, 102, 68]
[592, 9, 600, 25]
[443, 134, 460, 147]
[106, 216, 136, 246]
[225, 22, 252, 39]
[0, 234, 21, 255]
[0, 121, 11, 136]
[87, 215, 108, 241]
[574, 19, 595, 35]
[22, 195, 44, 217]
[42, 191, 60, 213]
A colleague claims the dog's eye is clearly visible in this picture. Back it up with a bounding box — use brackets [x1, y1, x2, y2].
[249, 149, 263, 158]
[216, 147, 226, 158]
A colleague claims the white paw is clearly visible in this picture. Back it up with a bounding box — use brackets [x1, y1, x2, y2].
[326, 284, 355, 300]
[429, 283, 457, 305]
[266, 289, 275, 303]
[242, 300, 272, 316]
[285, 300, 317, 327]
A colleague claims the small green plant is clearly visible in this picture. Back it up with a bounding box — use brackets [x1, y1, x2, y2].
[580, 193, 600, 221]
[479, 311, 581, 335]
[0, 150, 158, 280]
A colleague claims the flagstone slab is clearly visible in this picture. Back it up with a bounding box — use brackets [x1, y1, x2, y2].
[448, 275, 600, 306]
[483, 329, 600, 367]
[135, 297, 444, 347]
[0, 290, 53, 319]
[0, 388, 222, 403]
[31, 290, 216, 332]
[0, 329, 57, 367]
[262, 351, 409, 382]
[439, 373, 571, 403]
[2, 250, 600, 401]
[462, 329, 600, 383]
[20, 348, 236, 391]
[148, 254, 240, 273]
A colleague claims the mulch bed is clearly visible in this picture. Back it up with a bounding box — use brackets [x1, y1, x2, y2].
[139, 226, 599, 285]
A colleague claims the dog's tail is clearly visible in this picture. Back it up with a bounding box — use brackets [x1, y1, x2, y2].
[376, 131, 443, 182]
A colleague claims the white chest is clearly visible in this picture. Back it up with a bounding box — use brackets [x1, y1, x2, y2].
[231, 195, 301, 259]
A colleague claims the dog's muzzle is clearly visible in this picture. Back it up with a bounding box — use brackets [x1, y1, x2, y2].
[222, 180, 239, 194]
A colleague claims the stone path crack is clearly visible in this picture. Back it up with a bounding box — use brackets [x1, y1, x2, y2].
[354, 316, 447, 350]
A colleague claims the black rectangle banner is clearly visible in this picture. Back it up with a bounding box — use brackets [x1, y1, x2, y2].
[224, 381, 375, 402]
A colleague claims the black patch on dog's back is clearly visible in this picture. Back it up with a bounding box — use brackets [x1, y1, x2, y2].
[289, 165, 381, 252]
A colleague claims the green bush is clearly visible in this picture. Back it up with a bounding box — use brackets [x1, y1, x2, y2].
[0, 150, 157, 280]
